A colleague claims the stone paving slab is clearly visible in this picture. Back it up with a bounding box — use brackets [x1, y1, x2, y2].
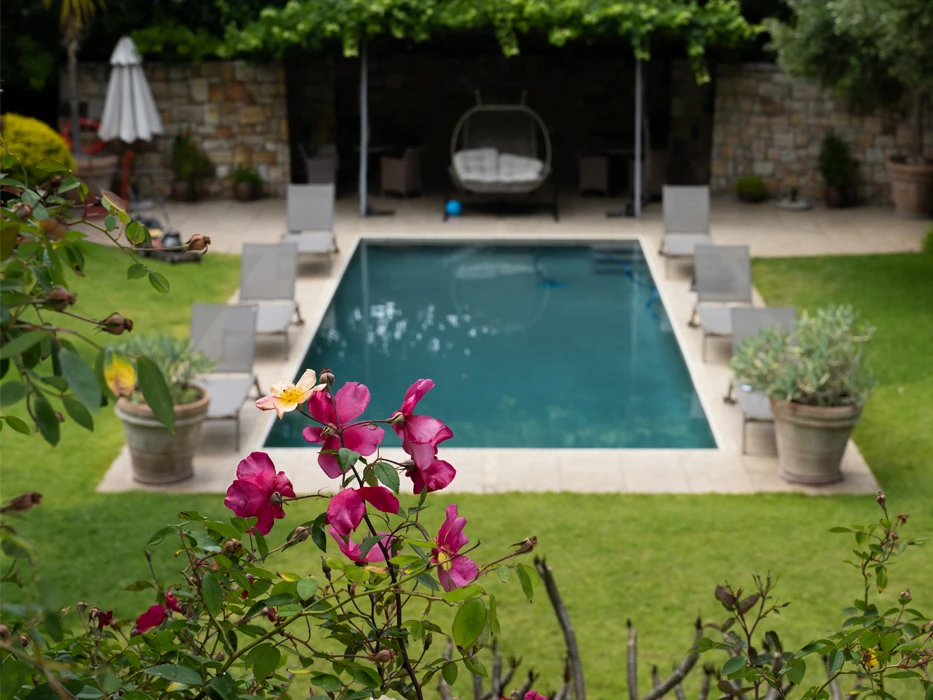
[97, 195, 923, 496]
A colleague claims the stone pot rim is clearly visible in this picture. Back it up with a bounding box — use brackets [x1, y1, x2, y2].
[116, 384, 210, 421]
[886, 156, 933, 173]
[769, 398, 862, 419]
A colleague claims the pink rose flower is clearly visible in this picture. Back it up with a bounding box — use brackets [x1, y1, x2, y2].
[524, 692, 548, 700]
[135, 605, 167, 633]
[431, 504, 478, 592]
[329, 528, 397, 563]
[326, 486, 399, 537]
[393, 380, 455, 493]
[224, 452, 296, 535]
[303, 383, 385, 478]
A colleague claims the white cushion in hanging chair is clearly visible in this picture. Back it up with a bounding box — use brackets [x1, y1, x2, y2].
[453, 148, 500, 185]
[497, 152, 544, 183]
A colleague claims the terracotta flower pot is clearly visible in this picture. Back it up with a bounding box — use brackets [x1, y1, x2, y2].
[234, 181, 258, 201]
[115, 387, 210, 485]
[824, 185, 848, 209]
[886, 157, 933, 219]
[172, 179, 196, 202]
[770, 400, 862, 485]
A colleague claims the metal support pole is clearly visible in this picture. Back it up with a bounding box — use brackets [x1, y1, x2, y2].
[634, 58, 643, 219]
[359, 35, 369, 218]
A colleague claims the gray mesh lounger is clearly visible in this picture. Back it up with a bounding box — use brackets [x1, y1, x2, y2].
[689, 245, 753, 361]
[660, 185, 712, 278]
[283, 183, 338, 255]
[240, 243, 304, 359]
[727, 307, 796, 453]
[190, 303, 262, 451]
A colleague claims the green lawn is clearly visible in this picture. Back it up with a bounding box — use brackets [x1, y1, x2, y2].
[1, 248, 931, 698]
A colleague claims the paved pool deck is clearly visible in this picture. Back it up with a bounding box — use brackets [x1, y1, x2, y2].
[97, 194, 928, 496]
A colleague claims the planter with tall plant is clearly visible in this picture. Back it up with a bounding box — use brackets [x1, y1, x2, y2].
[115, 336, 213, 484]
[170, 130, 213, 201]
[731, 305, 873, 484]
[818, 133, 859, 207]
[767, 0, 933, 218]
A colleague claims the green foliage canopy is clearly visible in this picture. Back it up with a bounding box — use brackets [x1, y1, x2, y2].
[220, 0, 757, 82]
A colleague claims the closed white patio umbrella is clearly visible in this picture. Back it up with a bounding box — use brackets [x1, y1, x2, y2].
[98, 36, 163, 143]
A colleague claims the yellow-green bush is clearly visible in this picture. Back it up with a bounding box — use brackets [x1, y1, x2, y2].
[1, 113, 75, 186]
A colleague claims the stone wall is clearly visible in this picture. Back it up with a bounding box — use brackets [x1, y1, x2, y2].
[63, 61, 289, 197]
[710, 63, 933, 203]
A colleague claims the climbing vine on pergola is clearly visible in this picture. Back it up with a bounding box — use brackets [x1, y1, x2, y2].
[219, 0, 757, 83]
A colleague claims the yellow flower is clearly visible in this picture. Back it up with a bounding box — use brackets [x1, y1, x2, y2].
[255, 369, 325, 418]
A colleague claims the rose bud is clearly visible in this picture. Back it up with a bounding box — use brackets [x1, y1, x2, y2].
[78, 601, 88, 613]
[222, 539, 243, 557]
[55, 411, 65, 423]
[899, 589, 911, 605]
[213, 652, 225, 662]
[19, 635, 30, 647]
[291, 526, 310, 543]
[100, 313, 133, 335]
[370, 649, 396, 664]
[263, 606, 277, 622]
[0, 624, 9, 642]
[876, 491, 886, 507]
[45, 286, 77, 311]
[320, 368, 335, 389]
[11, 202, 33, 220]
[1, 492, 43, 514]
[186, 234, 211, 251]
[897, 513, 909, 525]
[38, 217, 68, 240]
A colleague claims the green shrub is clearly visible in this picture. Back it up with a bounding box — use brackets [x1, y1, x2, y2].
[736, 174, 768, 203]
[818, 133, 859, 189]
[731, 305, 874, 407]
[923, 223, 933, 254]
[121, 335, 214, 405]
[229, 163, 263, 186]
[0, 113, 75, 186]
[170, 129, 213, 182]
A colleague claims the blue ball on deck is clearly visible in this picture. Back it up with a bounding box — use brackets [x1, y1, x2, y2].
[445, 200, 462, 217]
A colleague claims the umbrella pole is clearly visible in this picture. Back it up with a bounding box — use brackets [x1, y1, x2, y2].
[634, 58, 643, 219]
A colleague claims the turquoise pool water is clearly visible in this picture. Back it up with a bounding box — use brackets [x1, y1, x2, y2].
[263, 242, 714, 449]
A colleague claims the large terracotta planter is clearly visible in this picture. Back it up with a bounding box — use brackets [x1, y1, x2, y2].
[74, 154, 119, 201]
[771, 400, 861, 485]
[115, 388, 210, 484]
[886, 157, 933, 219]
[233, 181, 259, 201]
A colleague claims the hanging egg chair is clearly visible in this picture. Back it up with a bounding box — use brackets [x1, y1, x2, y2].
[448, 91, 553, 196]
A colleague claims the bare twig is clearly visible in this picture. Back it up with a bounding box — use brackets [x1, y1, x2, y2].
[673, 665, 686, 700]
[438, 643, 454, 700]
[491, 640, 503, 700]
[824, 657, 842, 700]
[651, 665, 661, 692]
[697, 666, 714, 700]
[473, 671, 483, 700]
[535, 557, 585, 700]
[627, 620, 639, 700]
[514, 669, 539, 699]
[639, 619, 702, 700]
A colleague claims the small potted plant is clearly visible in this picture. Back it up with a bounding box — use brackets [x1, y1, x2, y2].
[818, 134, 859, 208]
[229, 164, 264, 201]
[731, 305, 873, 484]
[736, 175, 768, 203]
[170, 130, 213, 202]
[115, 336, 214, 484]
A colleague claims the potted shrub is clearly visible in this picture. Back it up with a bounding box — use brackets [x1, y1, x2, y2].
[115, 336, 213, 484]
[170, 130, 213, 201]
[818, 133, 859, 207]
[731, 305, 873, 484]
[767, 0, 932, 218]
[229, 164, 263, 201]
[736, 175, 768, 203]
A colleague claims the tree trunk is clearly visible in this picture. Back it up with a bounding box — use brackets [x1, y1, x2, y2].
[908, 89, 925, 164]
[66, 18, 82, 161]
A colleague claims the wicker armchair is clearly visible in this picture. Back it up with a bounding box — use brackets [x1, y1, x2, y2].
[380, 147, 424, 197]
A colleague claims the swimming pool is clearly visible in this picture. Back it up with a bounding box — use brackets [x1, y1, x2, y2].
[263, 241, 715, 449]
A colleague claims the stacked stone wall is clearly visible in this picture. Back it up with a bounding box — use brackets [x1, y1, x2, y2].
[711, 63, 933, 203]
[63, 61, 289, 197]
